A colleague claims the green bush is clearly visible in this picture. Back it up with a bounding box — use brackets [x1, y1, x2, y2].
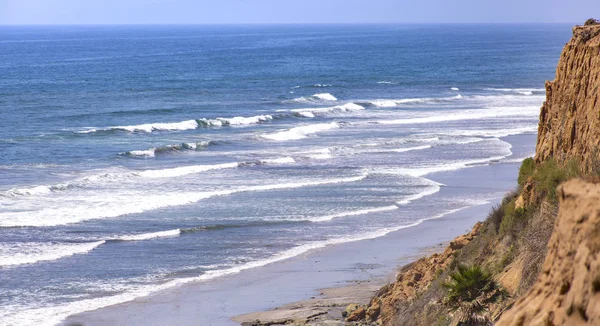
[585, 18, 599, 26]
[532, 158, 568, 202]
[442, 264, 496, 303]
[518, 157, 535, 186]
[499, 198, 528, 236]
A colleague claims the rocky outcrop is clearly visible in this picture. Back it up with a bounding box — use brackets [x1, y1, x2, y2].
[364, 223, 483, 325]
[535, 24, 600, 170]
[496, 179, 600, 326]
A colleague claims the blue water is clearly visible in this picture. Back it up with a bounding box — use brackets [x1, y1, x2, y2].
[0, 24, 569, 325]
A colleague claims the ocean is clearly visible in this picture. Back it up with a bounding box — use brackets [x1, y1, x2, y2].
[0, 24, 570, 325]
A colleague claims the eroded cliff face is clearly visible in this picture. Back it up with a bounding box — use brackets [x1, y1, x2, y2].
[536, 25, 600, 169]
[496, 180, 600, 326]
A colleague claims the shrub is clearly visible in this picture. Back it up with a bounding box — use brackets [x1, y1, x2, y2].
[499, 198, 528, 236]
[518, 157, 535, 186]
[532, 158, 567, 202]
[585, 18, 600, 26]
[442, 264, 497, 304]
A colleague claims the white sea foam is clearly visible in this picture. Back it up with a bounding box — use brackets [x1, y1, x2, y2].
[260, 157, 296, 164]
[387, 155, 509, 177]
[304, 148, 333, 160]
[308, 205, 399, 222]
[126, 149, 156, 158]
[2, 205, 478, 326]
[396, 184, 442, 205]
[136, 162, 239, 178]
[2, 157, 298, 199]
[376, 81, 398, 84]
[121, 141, 214, 158]
[117, 229, 181, 241]
[0, 241, 105, 267]
[198, 115, 273, 127]
[287, 93, 338, 103]
[291, 103, 364, 116]
[451, 87, 460, 91]
[445, 125, 538, 138]
[484, 87, 545, 93]
[388, 145, 432, 153]
[77, 114, 273, 134]
[376, 106, 539, 125]
[261, 122, 340, 141]
[0, 173, 368, 227]
[361, 94, 463, 107]
[98, 120, 199, 133]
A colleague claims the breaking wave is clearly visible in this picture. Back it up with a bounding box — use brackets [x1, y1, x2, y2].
[285, 93, 338, 103]
[261, 122, 340, 141]
[0, 241, 105, 267]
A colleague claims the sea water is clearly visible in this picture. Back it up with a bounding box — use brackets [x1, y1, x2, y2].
[0, 24, 570, 325]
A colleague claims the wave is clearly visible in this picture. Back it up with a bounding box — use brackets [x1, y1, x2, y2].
[197, 115, 273, 127]
[444, 125, 538, 138]
[286, 93, 338, 103]
[304, 148, 333, 160]
[0, 241, 105, 267]
[2, 157, 295, 198]
[396, 184, 442, 205]
[77, 114, 274, 134]
[2, 205, 476, 326]
[78, 120, 199, 134]
[290, 103, 364, 118]
[386, 155, 510, 178]
[261, 122, 340, 141]
[451, 87, 459, 91]
[308, 205, 399, 222]
[0, 173, 368, 227]
[377, 81, 398, 85]
[388, 145, 432, 153]
[358, 94, 463, 107]
[122, 140, 217, 158]
[376, 106, 539, 125]
[115, 229, 181, 241]
[484, 87, 545, 93]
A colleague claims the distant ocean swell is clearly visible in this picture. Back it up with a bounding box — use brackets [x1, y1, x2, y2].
[73, 92, 543, 135]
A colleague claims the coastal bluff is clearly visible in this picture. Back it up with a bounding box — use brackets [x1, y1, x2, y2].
[536, 24, 600, 169]
[496, 180, 600, 326]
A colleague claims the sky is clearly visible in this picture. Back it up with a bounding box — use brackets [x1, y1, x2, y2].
[1, 0, 599, 25]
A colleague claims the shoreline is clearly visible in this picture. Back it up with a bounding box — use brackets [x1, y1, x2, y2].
[62, 134, 535, 326]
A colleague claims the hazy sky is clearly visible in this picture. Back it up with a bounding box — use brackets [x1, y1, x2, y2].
[1, 0, 599, 25]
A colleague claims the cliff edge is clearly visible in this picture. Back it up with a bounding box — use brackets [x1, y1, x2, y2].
[496, 180, 600, 326]
[536, 24, 600, 170]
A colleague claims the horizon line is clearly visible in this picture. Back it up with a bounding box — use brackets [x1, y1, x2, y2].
[0, 22, 581, 27]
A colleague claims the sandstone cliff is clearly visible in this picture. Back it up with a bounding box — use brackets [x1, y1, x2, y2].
[496, 180, 600, 326]
[536, 25, 600, 170]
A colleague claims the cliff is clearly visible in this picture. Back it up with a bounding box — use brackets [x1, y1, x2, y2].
[355, 22, 600, 326]
[535, 25, 600, 171]
[496, 180, 600, 326]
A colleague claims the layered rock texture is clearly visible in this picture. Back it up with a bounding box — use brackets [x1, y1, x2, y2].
[536, 25, 600, 170]
[496, 180, 600, 326]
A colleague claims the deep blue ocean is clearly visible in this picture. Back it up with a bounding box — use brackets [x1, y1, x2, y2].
[0, 24, 570, 325]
